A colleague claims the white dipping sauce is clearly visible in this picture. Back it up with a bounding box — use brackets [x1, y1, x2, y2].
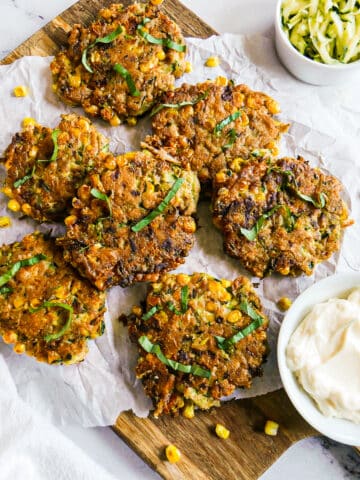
[286, 287, 360, 424]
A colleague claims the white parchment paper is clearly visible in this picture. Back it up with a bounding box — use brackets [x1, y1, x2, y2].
[0, 34, 359, 426]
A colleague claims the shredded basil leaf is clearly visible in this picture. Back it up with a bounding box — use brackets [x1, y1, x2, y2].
[137, 19, 186, 52]
[138, 335, 211, 378]
[82, 26, 123, 73]
[0, 286, 13, 296]
[141, 306, 159, 321]
[101, 144, 110, 153]
[49, 129, 61, 162]
[240, 205, 281, 241]
[0, 254, 46, 288]
[216, 301, 264, 351]
[13, 165, 36, 188]
[181, 285, 188, 313]
[113, 63, 140, 97]
[295, 191, 326, 209]
[150, 92, 208, 117]
[222, 128, 237, 150]
[167, 301, 182, 315]
[131, 178, 184, 232]
[214, 111, 241, 135]
[90, 188, 112, 216]
[29, 301, 73, 342]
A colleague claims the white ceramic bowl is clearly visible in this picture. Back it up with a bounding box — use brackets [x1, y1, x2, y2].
[278, 273, 360, 446]
[274, 0, 360, 85]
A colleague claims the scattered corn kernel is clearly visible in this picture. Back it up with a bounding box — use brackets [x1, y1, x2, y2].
[0, 216, 11, 228]
[277, 297, 292, 311]
[205, 56, 220, 68]
[264, 420, 279, 436]
[109, 114, 121, 127]
[215, 423, 230, 439]
[185, 61, 192, 73]
[165, 444, 181, 463]
[182, 402, 195, 419]
[215, 76, 228, 86]
[13, 85, 29, 97]
[267, 99, 280, 115]
[127, 116, 137, 126]
[14, 343, 26, 354]
[7, 199, 21, 212]
[2, 187, 13, 198]
[21, 203, 32, 216]
[22, 117, 36, 128]
[156, 50, 166, 61]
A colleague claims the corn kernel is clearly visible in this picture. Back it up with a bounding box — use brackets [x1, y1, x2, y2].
[227, 310, 242, 323]
[124, 152, 137, 160]
[54, 285, 68, 300]
[208, 280, 231, 302]
[14, 343, 26, 354]
[127, 116, 137, 126]
[267, 99, 280, 115]
[177, 273, 190, 286]
[7, 199, 21, 212]
[13, 85, 29, 97]
[64, 215, 77, 226]
[241, 112, 249, 127]
[30, 298, 41, 309]
[215, 76, 228, 86]
[215, 423, 230, 439]
[22, 117, 36, 128]
[205, 56, 220, 68]
[2, 187, 13, 198]
[183, 218, 196, 234]
[85, 105, 99, 115]
[246, 96, 256, 109]
[109, 114, 121, 127]
[165, 444, 181, 463]
[21, 203, 32, 216]
[183, 402, 195, 419]
[156, 50, 166, 61]
[264, 420, 279, 436]
[80, 328, 90, 337]
[215, 171, 228, 184]
[151, 0, 164, 5]
[221, 279, 231, 288]
[206, 301, 217, 312]
[271, 147, 279, 156]
[13, 296, 25, 309]
[69, 75, 81, 88]
[185, 61, 192, 73]
[277, 297, 292, 311]
[132, 306, 142, 317]
[104, 156, 117, 170]
[0, 216, 11, 228]
[2, 331, 18, 344]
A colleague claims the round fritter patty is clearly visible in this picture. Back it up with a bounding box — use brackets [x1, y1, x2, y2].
[144, 77, 289, 183]
[124, 272, 268, 418]
[0, 232, 106, 365]
[212, 156, 353, 278]
[1, 114, 108, 222]
[50, 2, 186, 125]
[57, 150, 200, 290]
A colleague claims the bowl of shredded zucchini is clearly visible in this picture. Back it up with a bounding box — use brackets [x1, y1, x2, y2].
[275, 0, 360, 85]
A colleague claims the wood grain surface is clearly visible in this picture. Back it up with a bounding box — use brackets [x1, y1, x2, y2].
[0, 1, 321, 479]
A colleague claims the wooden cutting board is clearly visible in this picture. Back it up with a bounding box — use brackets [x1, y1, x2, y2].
[0, 0, 321, 478]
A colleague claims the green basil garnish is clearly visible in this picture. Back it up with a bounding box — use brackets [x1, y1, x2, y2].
[113, 63, 140, 97]
[0, 286, 13, 296]
[49, 129, 61, 162]
[295, 191, 326, 209]
[138, 335, 211, 378]
[181, 285, 188, 313]
[29, 301, 73, 342]
[214, 111, 241, 135]
[222, 128, 237, 150]
[150, 92, 208, 117]
[240, 205, 281, 241]
[0, 254, 46, 288]
[215, 301, 264, 351]
[131, 177, 184, 232]
[141, 306, 159, 321]
[90, 188, 112, 216]
[137, 19, 186, 52]
[167, 301, 182, 315]
[82, 26, 123, 73]
[13, 165, 36, 188]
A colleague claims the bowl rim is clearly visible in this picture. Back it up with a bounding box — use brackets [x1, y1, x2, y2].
[277, 272, 360, 446]
[275, 0, 360, 70]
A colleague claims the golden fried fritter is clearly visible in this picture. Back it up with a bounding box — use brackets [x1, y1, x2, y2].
[1, 114, 108, 222]
[50, 2, 186, 125]
[144, 77, 289, 183]
[0, 232, 106, 364]
[212, 156, 353, 277]
[57, 150, 200, 290]
[124, 272, 268, 417]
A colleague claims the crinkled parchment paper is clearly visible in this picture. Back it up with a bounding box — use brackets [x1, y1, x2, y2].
[0, 33, 359, 426]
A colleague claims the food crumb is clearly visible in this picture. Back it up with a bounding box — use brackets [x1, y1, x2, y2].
[0, 216, 11, 228]
[205, 56, 219, 68]
[277, 296, 292, 311]
[165, 444, 181, 463]
[13, 85, 29, 97]
[215, 423, 230, 439]
[264, 420, 279, 436]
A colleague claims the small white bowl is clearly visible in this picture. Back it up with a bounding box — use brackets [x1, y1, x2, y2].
[274, 0, 360, 85]
[278, 273, 360, 446]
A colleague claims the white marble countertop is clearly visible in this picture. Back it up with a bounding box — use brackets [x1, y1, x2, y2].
[0, 1, 358, 479]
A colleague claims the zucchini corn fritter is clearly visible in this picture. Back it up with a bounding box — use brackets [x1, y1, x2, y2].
[144, 77, 289, 183]
[1, 114, 108, 222]
[0, 232, 106, 365]
[124, 273, 269, 418]
[50, 2, 186, 125]
[212, 156, 353, 278]
[57, 150, 200, 290]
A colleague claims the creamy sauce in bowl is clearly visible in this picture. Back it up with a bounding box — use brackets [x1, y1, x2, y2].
[286, 287, 360, 424]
